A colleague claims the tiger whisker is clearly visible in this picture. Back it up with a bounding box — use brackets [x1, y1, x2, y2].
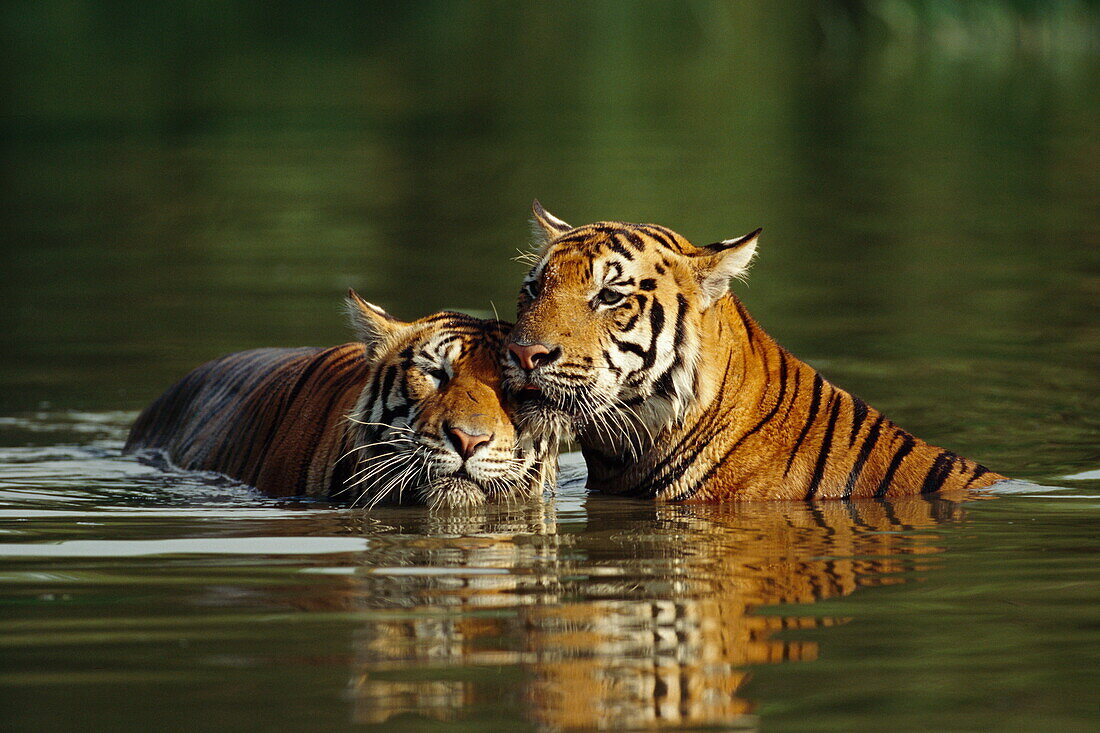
[345, 416, 416, 433]
[334, 438, 415, 465]
[344, 451, 412, 490]
[370, 461, 418, 509]
[397, 450, 430, 506]
[347, 458, 408, 505]
[360, 463, 409, 508]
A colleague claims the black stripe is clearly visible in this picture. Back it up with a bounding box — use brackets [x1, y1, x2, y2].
[821, 558, 847, 597]
[620, 228, 646, 251]
[805, 395, 842, 500]
[600, 349, 621, 374]
[643, 299, 665, 369]
[874, 433, 915, 498]
[421, 312, 483, 328]
[652, 369, 676, 399]
[784, 373, 825, 476]
[842, 414, 884, 498]
[430, 335, 461, 349]
[551, 233, 598, 248]
[378, 362, 403, 424]
[651, 225, 688, 252]
[806, 505, 835, 535]
[961, 464, 990, 490]
[605, 233, 635, 260]
[619, 299, 665, 377]
[671, 349, 791, 501]
[779, 364, 801, 424]
[647, 298, 688, 400]
[364, 359, 388, 414]
[643, 226, 679, 251]
[250, 348, 346, 481]
[921, 451, 958, 494]
[673, 295, 688, 349]
[283, 347, 342, 411]
[755, 335, 771, 389]
[304, 362, 363, 493]
[379, 364, 398, 403]
[739, 349, 788, 441]
[626, 352, 740, 498]
[848, 397, 869, 446]
[610, 336, 646, 359]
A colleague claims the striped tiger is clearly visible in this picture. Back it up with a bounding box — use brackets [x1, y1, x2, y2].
[503, 202, 1006, 501]
[125, 290, 555, 509]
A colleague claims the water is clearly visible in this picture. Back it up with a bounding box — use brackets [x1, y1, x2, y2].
[2, 2, 1098, 730]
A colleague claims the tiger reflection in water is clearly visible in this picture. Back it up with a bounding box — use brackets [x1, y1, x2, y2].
[302, 491, 965, 729]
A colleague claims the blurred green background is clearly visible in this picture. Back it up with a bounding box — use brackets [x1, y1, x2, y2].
[1, 0, 1097, 479]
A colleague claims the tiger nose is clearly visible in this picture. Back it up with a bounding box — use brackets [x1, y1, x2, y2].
[508, 342, 561, 372]
[445, 424, 492, 460]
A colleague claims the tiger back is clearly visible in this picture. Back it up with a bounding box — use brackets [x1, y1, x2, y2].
[503, 203, 1005, 501]
[126, 290, 555, 508]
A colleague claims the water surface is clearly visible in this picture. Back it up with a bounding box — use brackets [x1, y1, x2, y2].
[1, 418, 1098, 731]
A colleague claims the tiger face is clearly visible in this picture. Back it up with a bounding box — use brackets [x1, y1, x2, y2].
[503, 202, 759, 448]
[346, 290, 553, 509]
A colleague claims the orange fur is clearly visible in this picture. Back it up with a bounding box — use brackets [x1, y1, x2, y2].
[505, 206, 1005, 501]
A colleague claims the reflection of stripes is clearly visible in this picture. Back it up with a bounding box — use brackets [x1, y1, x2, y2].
[339, 496, 961, 730]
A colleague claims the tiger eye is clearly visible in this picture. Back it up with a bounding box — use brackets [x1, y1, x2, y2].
[427, 367, 450, 389]
[595, 288, 626, 307]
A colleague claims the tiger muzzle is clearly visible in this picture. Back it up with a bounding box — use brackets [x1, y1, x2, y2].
[507, 341, 561, 373]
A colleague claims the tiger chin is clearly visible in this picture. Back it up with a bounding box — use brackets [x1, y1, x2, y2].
[503, 201, 1007, 502]
[125, 290, 555, 510]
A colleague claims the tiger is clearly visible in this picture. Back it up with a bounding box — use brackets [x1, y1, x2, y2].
[125, 289, 556, 509]
[503, 202, 1007, 501]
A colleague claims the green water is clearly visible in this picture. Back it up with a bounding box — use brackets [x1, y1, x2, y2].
[1, 2, 1098, 730]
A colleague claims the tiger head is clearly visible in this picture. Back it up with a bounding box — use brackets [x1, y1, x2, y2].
[345, 290, 553, 509]
[503, 202, 760, 444]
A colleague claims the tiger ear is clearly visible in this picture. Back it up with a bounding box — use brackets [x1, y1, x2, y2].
[345, 289, 405, 358]
[693, 228, 762, 308]
[530, 199, 572, 248]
